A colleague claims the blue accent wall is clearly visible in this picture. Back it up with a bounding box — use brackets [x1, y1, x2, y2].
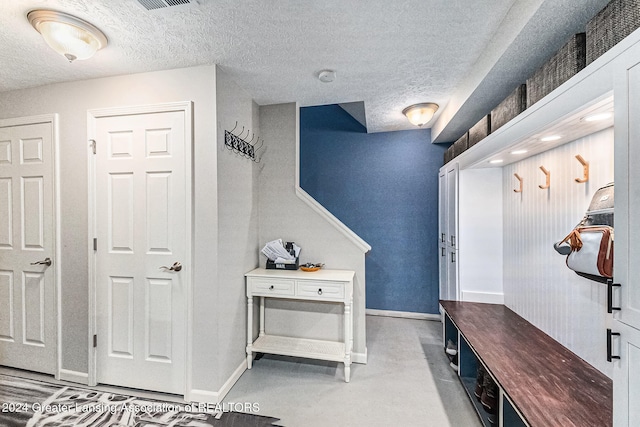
[300, 104, 447, 314]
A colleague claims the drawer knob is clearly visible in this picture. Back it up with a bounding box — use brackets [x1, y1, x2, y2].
[318, 288, 323, 295]
[269, 285, 274, 290]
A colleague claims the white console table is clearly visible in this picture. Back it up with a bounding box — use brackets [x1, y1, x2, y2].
[245, 268, 354, 382]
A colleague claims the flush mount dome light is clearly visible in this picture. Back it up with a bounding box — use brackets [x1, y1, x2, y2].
[402, 102, 439, 127]
[28, 10, 108, 62]
[581, 112, 613, 122]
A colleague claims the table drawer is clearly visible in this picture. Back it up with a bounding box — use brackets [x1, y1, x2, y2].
[250, 279, 295, 296]
[296, 281, 345, 300]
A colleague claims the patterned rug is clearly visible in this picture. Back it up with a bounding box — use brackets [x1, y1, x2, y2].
[0, 374, 281, 426]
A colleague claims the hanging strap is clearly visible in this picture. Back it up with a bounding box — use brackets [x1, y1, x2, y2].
[560, 229, 583, 251]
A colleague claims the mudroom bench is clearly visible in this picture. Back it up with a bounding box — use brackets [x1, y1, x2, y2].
[440, 301, 612, 427]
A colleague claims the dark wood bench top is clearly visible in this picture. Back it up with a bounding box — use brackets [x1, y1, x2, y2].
[440, 301, 612, 427]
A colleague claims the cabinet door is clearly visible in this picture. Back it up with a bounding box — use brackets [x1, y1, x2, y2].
[446, 247, 458, 301]
[439, 242, 447, 300]
[615, 61, 640, 329]
[613, 320, 640, 427]
[446, 164, 458, 249]
[439, 164, 459, 301]
[438, 169, 449, 300]
[438, 169, 447, 246]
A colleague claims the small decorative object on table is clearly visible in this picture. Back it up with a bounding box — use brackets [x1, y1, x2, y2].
[300, 263, 324, 272]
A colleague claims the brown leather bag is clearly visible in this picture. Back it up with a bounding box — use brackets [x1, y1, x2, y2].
[559, 226, 613, 279]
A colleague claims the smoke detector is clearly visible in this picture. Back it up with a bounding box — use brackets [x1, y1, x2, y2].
[318, 70, 336, 83]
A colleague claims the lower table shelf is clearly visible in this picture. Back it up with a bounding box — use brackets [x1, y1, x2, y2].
[251, 334, 346, 363]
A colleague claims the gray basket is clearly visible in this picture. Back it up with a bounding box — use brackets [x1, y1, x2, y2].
[526, 33, 586, 108]
[453, 132, 469, 157]
[491, 84, 526, 132]
[444, 144, 455, 165]
[587, 0, 640, 64]
[468, 115, 491, 148]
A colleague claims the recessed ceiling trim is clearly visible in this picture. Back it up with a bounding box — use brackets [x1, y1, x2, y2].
[469, 95, 613, 169]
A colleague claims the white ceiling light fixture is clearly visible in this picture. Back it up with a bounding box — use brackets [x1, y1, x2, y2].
[402, 102, 439, 127]
[511, 149, 528, 155]
[28, 10, 108, 63]
[540, 135, 561, 142]
[581, 112, 612, 122]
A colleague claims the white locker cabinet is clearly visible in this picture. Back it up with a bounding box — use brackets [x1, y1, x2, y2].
[612, 321, 640, 427]
[614, 60, 640, 329]
[438, 162, 458, 301]
[612, 54, 640, 427]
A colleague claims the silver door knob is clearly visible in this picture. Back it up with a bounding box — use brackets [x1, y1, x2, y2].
[160, 262, 182, 272]
[31, 257, 52, 267]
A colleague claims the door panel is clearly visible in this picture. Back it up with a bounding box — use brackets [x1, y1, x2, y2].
[109, 276, 134, 357]
[22, 176, 44, 249]
[0, 121, 55, 375]
[0, 271, 14, 340]
[22, 271, 45, 345]
[0, 178, 12, 248]
[613, 320, 640, 427]
[146, 278, 172, 362]
[94, 110, 187, 395]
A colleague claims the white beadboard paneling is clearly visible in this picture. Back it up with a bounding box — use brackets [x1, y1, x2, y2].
[503, 127, 614, 377]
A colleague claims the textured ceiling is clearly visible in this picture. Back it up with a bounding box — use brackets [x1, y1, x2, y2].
[0, 0, 612, 138]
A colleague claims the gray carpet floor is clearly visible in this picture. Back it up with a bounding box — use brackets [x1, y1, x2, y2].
[223, 315, 480, 427]
[0, 316, 479, 426]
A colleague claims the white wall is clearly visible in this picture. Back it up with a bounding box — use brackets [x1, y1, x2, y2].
[502, 127, 614, 376]
[214, 67, 260, 387]
[0, 66, 371, 396]
[0, 65, 225, 394]
[258, 103, 369, 360]
[459, 168, 504, 303]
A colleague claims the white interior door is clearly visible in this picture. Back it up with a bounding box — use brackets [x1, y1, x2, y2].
[0, 120, 56, 375]
[93, 109, 189, 395]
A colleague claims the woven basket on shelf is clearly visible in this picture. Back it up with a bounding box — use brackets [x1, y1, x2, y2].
[468, 115, 491, 148]
[444, 144, 454, 165]
[491, 84, 526, 132]
[587, 0, 640, 64]
[526, 33, 586, 108]
[453, 132, 469, 157]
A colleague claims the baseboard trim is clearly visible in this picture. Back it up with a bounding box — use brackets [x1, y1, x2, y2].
[188, 359, 247, 404]
[352, 349, 367, 364]
[215, 359, 247, 402]
[188, 388, 219, 404]
[366, 309, 440, 321]
[461, 291, 504, 304]
[58, 369, 89, 385]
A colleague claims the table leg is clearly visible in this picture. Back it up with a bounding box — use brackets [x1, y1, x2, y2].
[344, 302, 352, 383]
[259, 296, 265, 337]
[247, 296, 253, 369]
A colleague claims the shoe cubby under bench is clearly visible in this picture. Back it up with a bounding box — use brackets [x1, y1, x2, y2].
[440, 300, 612, 427]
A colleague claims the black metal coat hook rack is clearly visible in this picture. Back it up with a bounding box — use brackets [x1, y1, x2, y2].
[224, 122, 264, 162]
